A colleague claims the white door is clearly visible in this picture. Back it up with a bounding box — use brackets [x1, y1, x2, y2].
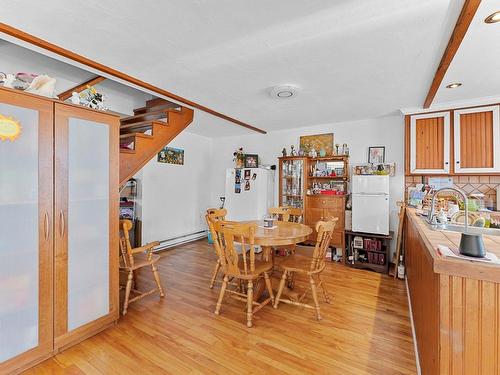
[352, 194, 389, 235]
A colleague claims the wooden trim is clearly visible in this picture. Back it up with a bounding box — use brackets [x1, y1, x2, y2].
[423, 0, 481, 108]
[0, 22, 266, 134]
[405, 115, 410, 175]
[54, 105, 69, 338]
[57, 76, 106, 101]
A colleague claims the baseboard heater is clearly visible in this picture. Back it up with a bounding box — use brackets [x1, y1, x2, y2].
[154, 230, 207, 252]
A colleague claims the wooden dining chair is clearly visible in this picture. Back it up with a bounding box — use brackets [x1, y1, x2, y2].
[207, 219, 274, 328]
[270, 206, 304, 256]
[205, 208, 227, 289]
[273, 218, 337, 320]
[268, 206, 291, 222]
[287, 207, 303, 223]
[119, 219, 165, 315]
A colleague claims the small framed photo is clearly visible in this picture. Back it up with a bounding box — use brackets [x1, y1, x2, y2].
[244, 154, 259, 168]
[368, 146, 385, 164]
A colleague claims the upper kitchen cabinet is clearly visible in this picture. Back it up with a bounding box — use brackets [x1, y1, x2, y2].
[409, 112, 450, 174]
[453, 105, 500, 173]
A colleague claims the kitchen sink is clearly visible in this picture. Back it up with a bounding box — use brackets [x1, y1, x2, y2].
[418, 215, 500, 237]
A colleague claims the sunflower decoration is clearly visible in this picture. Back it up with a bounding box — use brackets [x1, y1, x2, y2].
[0, 114, 22, 141]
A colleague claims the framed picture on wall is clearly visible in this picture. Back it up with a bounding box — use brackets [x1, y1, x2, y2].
[158, 147, 184, 165]
[244, 154, 259, 168]
[368, 146, 385, 164]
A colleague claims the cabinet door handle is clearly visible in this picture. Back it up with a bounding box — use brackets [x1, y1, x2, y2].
[59, 210, 65, 237]
[445, 162, 449, 165]
[44, 212, 49, 241]
[456, 161, 460, 164]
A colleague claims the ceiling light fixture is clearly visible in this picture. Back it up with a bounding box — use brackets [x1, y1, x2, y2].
[269, 85, 300, 100]
[485, 11, 500, 24]
[446, 83, 462, 89]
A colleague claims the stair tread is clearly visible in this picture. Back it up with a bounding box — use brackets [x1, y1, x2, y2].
[120, 119, 168, 130]
[120, 148, 136, 154]
[120, 109, 168, 124]
[145, 97, 179, 108]
[120, 109, 175, 124]
[119, 132, 153, 139]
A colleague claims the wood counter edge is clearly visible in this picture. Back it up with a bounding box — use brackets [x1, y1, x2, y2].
[406, 208, 500, 283]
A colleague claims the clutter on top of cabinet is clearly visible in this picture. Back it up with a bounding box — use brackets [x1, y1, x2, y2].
[0, 72, 57, 98]
[353, 162, 395, 176]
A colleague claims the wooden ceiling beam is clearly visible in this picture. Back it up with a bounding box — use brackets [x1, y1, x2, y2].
[57, 75, 106, 101]
[423, 0, 482, 109]
[0, 22, 267, 134]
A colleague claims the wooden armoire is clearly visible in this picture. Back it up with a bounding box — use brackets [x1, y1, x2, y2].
[0, 87, 119, 374]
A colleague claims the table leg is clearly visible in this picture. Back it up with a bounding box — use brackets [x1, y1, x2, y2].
[253, 246, 273, 302]
[262, 246, 273, 264]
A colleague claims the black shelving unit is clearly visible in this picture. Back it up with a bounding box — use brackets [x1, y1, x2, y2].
[344, 230, 393, 274]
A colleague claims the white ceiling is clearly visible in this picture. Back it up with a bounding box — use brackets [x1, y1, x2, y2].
[1, 0, 465, 136]
[433, 0, 500, 105]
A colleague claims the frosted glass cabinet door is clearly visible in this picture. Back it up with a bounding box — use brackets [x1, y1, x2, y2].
[54, 104, 119, 343]
[0, 90, 53, 371]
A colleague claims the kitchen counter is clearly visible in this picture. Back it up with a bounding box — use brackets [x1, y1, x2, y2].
[406, 207, 500, 283]
[405, 208, 500, 375]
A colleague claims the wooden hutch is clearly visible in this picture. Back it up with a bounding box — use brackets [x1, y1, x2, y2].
[278, 155, 349, 252]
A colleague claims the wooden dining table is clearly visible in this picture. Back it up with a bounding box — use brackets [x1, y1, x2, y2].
[243, 220, 312, 262]
[242, 220, 312, 300]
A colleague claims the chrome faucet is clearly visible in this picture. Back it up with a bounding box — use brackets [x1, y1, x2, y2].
[427, 187, 468, 232]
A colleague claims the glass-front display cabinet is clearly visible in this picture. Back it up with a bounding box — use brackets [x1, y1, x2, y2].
[278, 156, 308, 208]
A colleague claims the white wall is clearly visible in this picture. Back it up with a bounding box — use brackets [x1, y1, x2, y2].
[210, 115, 405, 254]
[0, 40, 151, 115]
[138, 129, 213, 244]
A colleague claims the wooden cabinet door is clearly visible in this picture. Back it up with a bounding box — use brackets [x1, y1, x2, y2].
[0, 89, 54, 373]
[454, 105, 500, 173]
[54, 103, 119, 350]
[410, 112, 450, 174]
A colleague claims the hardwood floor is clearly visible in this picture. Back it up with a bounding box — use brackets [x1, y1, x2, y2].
[25, 240, 416, 375]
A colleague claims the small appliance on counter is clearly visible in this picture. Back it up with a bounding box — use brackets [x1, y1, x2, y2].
[352, 175, 390, 235]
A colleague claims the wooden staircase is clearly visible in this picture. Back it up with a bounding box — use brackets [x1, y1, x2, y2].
[119, 98, 194, 185]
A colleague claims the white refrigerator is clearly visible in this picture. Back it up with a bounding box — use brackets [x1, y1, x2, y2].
[223, 168, 275, 221]
[352, 175, 390, 235]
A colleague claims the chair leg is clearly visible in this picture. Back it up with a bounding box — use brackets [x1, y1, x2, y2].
[215, 275, 228, 315]
[209, 259, 221, 289]
[309, 276, 322, 320]
[318, 274, 331, 304]
[132, 270, 138, 289]
[287, 271, 295, 289]
[246, 280, 254, 328]
[273, 270, 288, 308]
[151, 263, 165, 297]
[263, 272, 274, 304]
[123, 271, 133, 315]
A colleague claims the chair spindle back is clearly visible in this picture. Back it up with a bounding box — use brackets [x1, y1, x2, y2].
[209, 221, 258, 276]
[310, 219, 338, 272]
[119, 219, 135, 268]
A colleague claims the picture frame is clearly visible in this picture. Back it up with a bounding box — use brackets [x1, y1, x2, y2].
[158, 146, 184, 165]
[368, 146, 385, 164]
[244, 154, 259, 168]
[299, 133, 334, 156]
